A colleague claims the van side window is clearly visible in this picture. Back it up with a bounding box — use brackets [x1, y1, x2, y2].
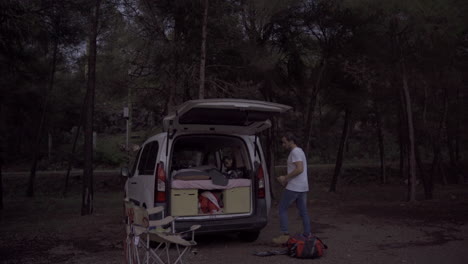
[130, 148, 142, 176]
[137, 141, 159, 175]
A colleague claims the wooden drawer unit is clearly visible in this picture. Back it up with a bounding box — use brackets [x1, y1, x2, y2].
[223, 186, 251, 214]
[170, 189, 198, 216]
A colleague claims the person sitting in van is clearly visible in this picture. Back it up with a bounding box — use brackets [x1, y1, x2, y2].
[222, 156, 242, 179]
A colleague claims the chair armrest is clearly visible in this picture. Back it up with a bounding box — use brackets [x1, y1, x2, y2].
[147, 206, 164, 215]
[149, 216, 174, 227]
[190, 225, 201, 231]
[177, 225, 201, 235]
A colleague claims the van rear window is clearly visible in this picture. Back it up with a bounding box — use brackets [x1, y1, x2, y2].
[171, 135, 251, 178]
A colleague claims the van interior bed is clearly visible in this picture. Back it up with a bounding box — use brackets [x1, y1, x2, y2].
[171, 178, 251, 190]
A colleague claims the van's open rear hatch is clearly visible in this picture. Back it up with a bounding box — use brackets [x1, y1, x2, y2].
[163, 99, 292, 135]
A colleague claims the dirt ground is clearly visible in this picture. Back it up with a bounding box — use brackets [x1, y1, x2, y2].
[1, 171, 468, 264]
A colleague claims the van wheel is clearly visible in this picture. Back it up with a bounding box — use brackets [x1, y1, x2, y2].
[238, 230, 260, 242]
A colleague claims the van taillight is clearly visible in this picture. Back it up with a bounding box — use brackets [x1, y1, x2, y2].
[154, 162, 166, 203]
[257, 166, 265, 198]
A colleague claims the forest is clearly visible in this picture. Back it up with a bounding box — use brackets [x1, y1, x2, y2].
[1, 0, 467, 213]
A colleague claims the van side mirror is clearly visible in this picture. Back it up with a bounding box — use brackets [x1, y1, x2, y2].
[121, 167, 132, 178]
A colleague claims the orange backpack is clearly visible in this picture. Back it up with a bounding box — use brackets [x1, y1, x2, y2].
[286, 234, 327, 259]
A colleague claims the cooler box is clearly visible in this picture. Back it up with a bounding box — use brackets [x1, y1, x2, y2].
[223, 186, 251, 213]
[170, 189, 198, 216]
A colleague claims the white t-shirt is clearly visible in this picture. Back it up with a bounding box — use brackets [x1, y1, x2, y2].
[286, 147, 309, 192]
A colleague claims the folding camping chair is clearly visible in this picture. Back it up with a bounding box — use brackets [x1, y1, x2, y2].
[124, 199, 200, 264]
[124, 199, 170, 264]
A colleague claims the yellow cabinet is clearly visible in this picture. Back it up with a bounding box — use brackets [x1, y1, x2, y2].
[171, 189, 198, 216]
[223, 187, 251, 214]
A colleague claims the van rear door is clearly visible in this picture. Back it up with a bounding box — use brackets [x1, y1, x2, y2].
[163, 99, 291, 135]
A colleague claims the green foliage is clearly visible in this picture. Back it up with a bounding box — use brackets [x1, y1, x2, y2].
[1, 0, 467, 171]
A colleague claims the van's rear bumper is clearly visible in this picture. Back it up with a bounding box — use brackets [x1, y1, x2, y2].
[172, 200, 268, 234]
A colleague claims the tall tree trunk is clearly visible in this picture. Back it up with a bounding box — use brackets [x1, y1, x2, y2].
[63, 124, 81, 197]
[82, 0, 101, 216]
[127, 71, 132, 160]
[433, 85, 449, 185]
[167, 18, 181, 114]
[400, 61, 417, 202]
[199, 0, 208, 99]
[446, 84, 462, 183]
[427, 81, 449, 191]
[416, 81, 431, 199]
[416, 146, 432, 199]
[63, 89, 88, 197]
[398, 94, 408, 181]
[329, 109, 351, 193]
[48, 133, 52, 162]
[304, 60, 326, 155]
[167, 84, 176, 114]
[430, 141, 441, 182]
[0, 158, 3, 210]
[446, 127, 457, 175]
[375, 110, 386, 184]
[27, 37, 59, 197]
[1, 101, 5, 209]
[455, 109, 460, 164]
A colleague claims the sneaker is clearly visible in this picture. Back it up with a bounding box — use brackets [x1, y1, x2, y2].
[272, 234, 290, 245]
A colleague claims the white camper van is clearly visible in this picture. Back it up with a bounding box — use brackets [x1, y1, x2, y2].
[121, 99, 291, 241]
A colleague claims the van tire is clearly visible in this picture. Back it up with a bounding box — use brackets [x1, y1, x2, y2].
[238, 230, 260, 242]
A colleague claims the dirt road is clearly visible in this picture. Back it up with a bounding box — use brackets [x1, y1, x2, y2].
[1, 172, 467, 264]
